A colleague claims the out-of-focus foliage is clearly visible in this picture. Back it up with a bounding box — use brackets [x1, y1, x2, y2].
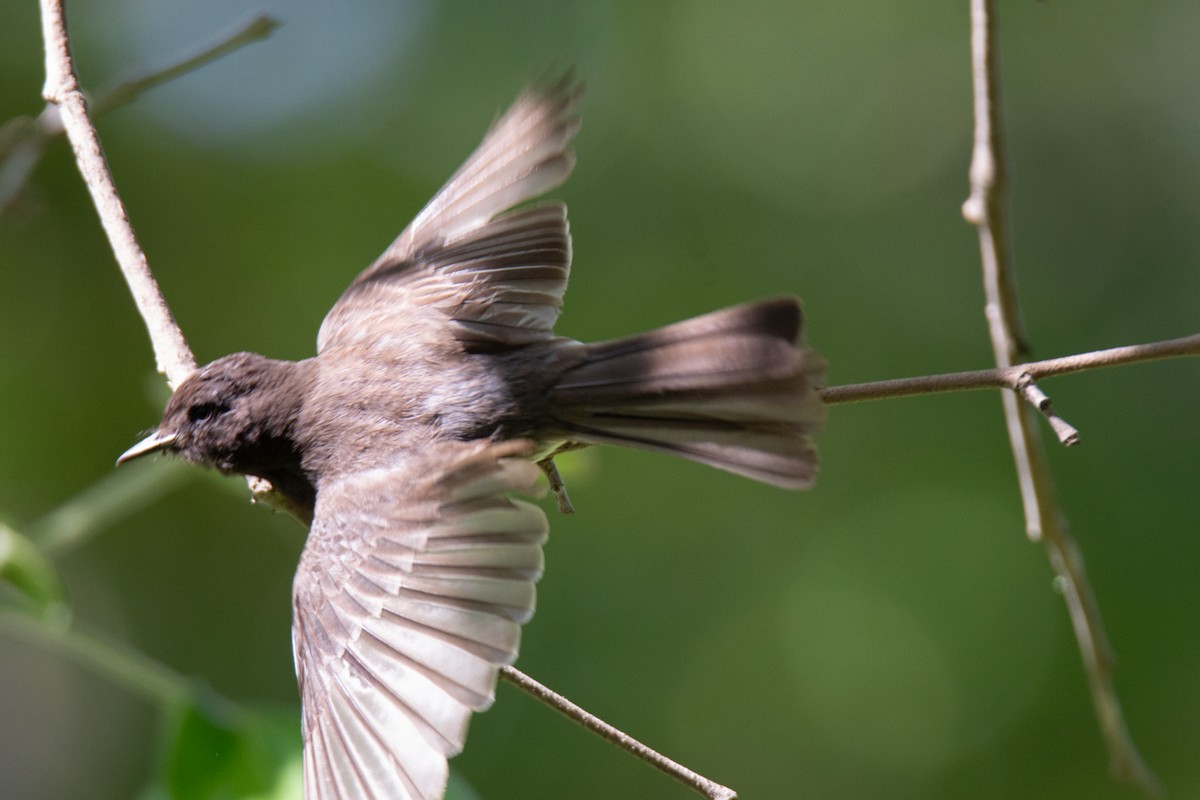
[153, 703, 302, 800]
[0, 524, 67, 618]
[1, 2, 1198, 799]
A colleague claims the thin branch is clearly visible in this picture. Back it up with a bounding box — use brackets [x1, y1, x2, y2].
[91, 15, 280, 118]
[1015, 375, 1079, 447]
[500, 666, 737, 800]
[821, 333, 1200, 403]
[39, 0, 195, 388]
[962, 0, 1026, 359]
[961, 2, 1161, 796]
[2, 14, 278, 214]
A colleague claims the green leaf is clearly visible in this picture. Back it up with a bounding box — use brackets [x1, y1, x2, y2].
[152, 701, 302, 800]
[0, 522, 68, 620]
[145, 696, 486, 800]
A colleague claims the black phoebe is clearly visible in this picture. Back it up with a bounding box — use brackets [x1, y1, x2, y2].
[119, 76, 826, 800]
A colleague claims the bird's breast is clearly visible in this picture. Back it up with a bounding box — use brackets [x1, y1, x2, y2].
[302, 342, 537, 479]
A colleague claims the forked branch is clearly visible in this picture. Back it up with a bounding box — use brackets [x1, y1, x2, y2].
[2, 14, 277, 213]
[961, 1, 1161, 795]
[820, 332, 1200, 446]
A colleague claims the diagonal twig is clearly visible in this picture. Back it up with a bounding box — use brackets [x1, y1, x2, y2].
[39, 0, 195, 387]
[500, 666, 737, 800]
[2, 14, 278, 214]
[961, 1, 1161, 795]
[90, 15, 280, 119]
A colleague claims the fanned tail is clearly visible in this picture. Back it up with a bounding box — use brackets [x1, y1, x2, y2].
[549, 298, 826, 488]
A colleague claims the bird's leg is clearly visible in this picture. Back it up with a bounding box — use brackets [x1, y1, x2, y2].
[537, 457, 574, 515]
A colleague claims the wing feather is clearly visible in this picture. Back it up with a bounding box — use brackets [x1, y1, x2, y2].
[318, 78, 582, 353]
[293, 441, 549, 800]
[395, 76, 582, 251]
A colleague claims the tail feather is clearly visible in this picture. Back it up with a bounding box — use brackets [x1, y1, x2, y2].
[549, 298, 826, 489]
[562, 416, 820, 489]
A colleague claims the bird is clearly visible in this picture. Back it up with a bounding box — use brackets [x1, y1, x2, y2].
[118, 75, 826, 800]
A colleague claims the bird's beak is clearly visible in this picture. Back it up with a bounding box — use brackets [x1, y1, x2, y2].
[116, 430, 178, 466]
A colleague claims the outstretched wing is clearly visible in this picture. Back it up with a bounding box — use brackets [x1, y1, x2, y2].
[318, 77, 583, 354]
[292, 441, 549, 800]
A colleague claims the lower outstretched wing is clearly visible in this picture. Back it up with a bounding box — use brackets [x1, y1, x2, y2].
[292, 441, 549, 799]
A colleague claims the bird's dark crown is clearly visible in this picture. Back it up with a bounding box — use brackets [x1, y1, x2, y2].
[159, 352, 308, 479]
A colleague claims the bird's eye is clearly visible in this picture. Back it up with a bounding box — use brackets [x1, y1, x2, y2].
[188, 402, 230, 423]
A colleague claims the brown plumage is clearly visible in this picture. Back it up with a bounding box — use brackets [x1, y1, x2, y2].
[118, 75, 826, 800]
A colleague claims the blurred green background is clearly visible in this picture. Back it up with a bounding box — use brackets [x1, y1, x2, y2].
[2, 1, 1199, 798]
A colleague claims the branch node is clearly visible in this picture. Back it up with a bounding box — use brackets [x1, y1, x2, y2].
[961, 193, 984, 225]
[965, 0, 1158, 793]
[1015, 374, 1080, 447]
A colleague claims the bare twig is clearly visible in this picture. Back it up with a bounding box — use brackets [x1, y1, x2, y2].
[961, 2, 1161, 795]
[90, 15, 280, 118]
[500, 666, 738, 800]
[1015, 375, 1079, 447]
[820, 332, 1200, 446]
[2, 14, 278, 214]
[39, 0, 195, 387]
[821, 333, 1200, 403]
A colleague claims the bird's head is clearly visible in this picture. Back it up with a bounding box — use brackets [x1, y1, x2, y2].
[118, 352, 304, 476]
